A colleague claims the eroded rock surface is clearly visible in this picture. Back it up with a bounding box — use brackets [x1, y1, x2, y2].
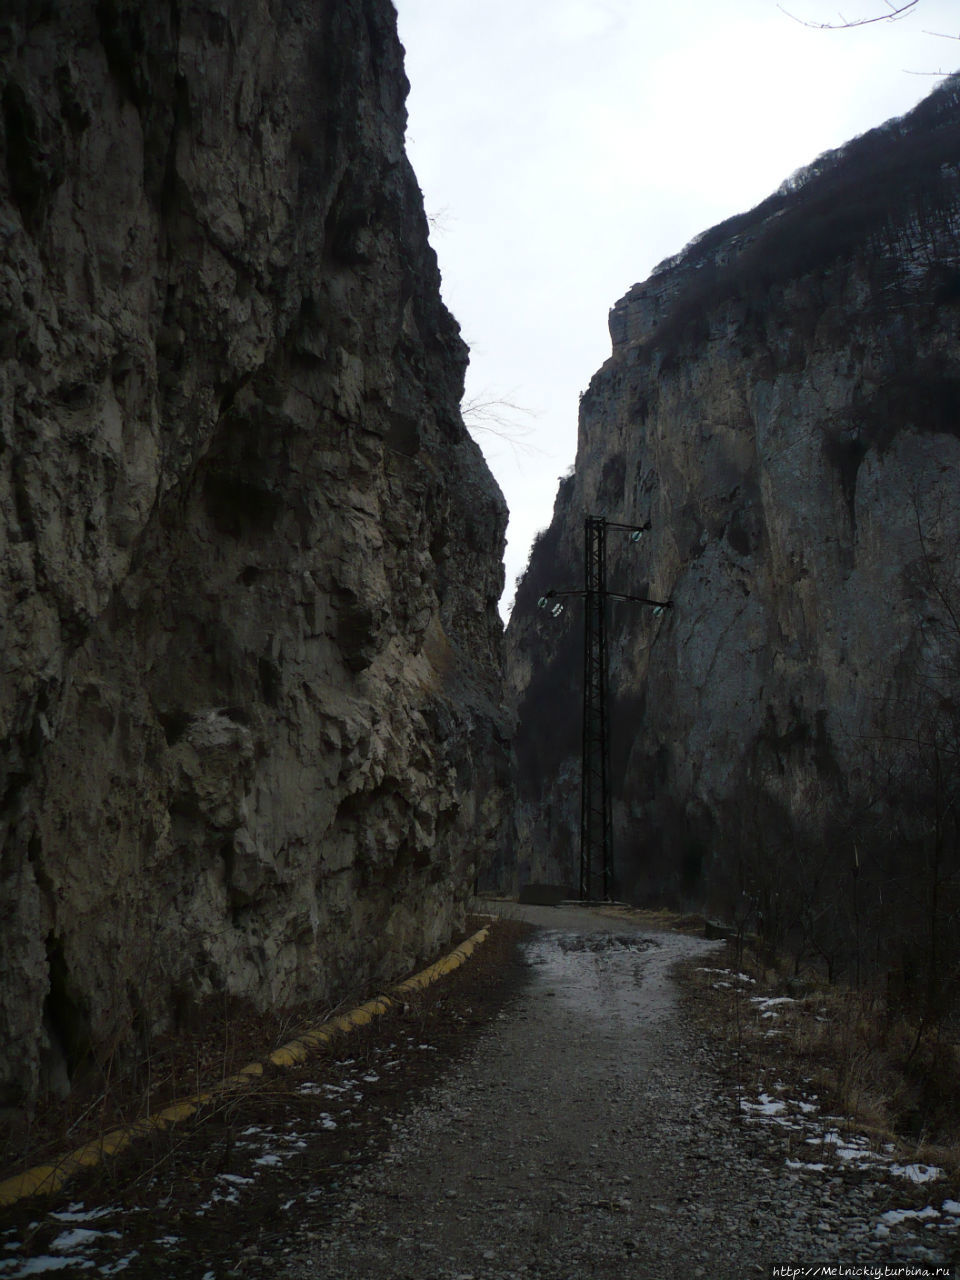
[0, 0, 508, 1106]
[508, 77, 960, 915]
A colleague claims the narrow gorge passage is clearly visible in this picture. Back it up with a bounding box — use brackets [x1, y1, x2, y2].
[281, 906, 951, 1280]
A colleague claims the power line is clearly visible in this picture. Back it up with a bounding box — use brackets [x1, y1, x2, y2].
[538, 516, 671, 901]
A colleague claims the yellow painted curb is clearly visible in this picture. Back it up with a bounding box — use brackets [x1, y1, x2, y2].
[0, 925, 490, 1208]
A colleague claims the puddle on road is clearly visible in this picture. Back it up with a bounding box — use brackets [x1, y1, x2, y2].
[523, 930, 676, 1025]
[554, 933, 657, 956]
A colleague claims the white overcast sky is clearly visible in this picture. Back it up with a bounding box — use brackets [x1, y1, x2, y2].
[391, 0, 957, 617]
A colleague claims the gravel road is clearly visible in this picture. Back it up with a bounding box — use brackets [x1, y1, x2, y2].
[281, 904, 957, 1280]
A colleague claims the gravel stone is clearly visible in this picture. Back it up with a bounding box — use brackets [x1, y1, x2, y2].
[280, 905, 957, 1279]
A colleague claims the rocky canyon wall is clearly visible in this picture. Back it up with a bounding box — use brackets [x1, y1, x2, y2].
[0, 0, 508, 1106]
[508, 77, 960, 949]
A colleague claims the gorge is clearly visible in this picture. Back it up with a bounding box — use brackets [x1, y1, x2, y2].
[507, 74, 960, 985]
[3, 0, 960, 1120]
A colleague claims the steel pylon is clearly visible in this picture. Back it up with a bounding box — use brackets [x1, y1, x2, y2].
[536, 515, 670, 904]
[580, 516, 613, 901]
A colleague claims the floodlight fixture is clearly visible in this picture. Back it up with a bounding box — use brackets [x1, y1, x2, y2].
[539, 588, 585, 617]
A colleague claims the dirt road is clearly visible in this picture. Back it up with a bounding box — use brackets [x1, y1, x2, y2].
[280, 904, 956, 1280]
[4, 905, 955, 1278]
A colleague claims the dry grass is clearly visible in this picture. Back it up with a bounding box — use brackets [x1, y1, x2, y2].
[593, 903, 708, 934]
[0, 989, 337, 1183]
[0, 916, 534, 1274]
[681, 940, 960, 1190]
[0, 916, 495, 1192]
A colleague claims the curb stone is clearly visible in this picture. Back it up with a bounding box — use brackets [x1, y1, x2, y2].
[0, 925, 490, 1207]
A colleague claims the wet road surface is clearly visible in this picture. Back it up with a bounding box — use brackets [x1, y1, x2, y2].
[4, 905, 956, 1277]
[281, 904, 958, 1279]
[280, 904, 775, 1278]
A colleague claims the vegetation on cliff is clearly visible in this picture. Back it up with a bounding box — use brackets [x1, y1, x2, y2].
[507, 74, 960, 1107]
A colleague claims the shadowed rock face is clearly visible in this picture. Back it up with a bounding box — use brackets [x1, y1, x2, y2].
[0, 0, 508, 1106]
[508, 77, 960, 917]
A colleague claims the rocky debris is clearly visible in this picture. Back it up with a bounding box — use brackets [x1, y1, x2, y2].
[0, 0, 508, 1110]
[507, 74, 960, 908]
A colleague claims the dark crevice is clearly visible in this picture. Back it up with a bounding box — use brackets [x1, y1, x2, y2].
[43, 935, 91, 1081]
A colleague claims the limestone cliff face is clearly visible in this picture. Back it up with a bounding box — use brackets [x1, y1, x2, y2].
[508, 77, 960, 916]
[0, 0, 508, 1105]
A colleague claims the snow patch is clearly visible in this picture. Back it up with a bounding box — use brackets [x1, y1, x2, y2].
[99, 1254, 138, 1275]
[740, 1093, 786, 1116]
[48, 1207, 117, 1225]
[3, 1259, 94, 1275]
[50, 1231, 106, 1253]
[889, 1163, 943, 1184]
[696, 967, 756, 984]
[879, 1205, 941, 1227]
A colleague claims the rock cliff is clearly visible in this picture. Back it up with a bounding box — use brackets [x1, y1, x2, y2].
[0, 0, 508, 1107]
[508, 77, 960, 951]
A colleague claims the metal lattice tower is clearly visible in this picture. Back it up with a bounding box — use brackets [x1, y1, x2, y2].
[580, 516, 613, 902]
[537, 515, 671, 904]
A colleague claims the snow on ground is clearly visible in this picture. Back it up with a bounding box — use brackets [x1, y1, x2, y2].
[741, 1085, 959, 1246]
[701, 965, 957, 1249]
[0, 1039, 424, 1278]
[1, 1207, 132, 1278]
[696, 966, 756, 987]
[6, 957, 957, 1275]
[727, 1022, 954, 1242]
[889, 1163, 945, 1184]
[49, 1231, 115, 1254]
[751, 995, 798, 1018]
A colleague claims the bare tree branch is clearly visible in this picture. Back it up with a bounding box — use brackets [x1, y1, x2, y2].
[461, 392, 543, 459]
[779, 0, 919, 30]
[425, 206, 454, 236]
